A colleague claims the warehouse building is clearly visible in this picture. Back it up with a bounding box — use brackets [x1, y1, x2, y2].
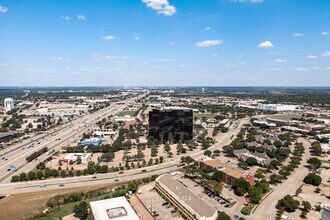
[155, 174, 217, 220]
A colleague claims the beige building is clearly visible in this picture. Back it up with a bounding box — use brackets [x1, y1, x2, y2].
[155, 174, 217, 220]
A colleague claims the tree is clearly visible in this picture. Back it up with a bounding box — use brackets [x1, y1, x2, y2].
[27, 123, 33, 129]
[255, 181, 269, 193]
[19, 172, 27, 181]
[127, 181, 139, 193]
[232, 177, 250, 196]
[213, 182, 223, 195]
[248, 187, 263, 204]
[246, 157, 258, 166]
[159, 156, 164, 163]
[27, 171, 36, 180]
[303, 173, 322, 186]
[307, 157, 322, 170]
[164, 143, 171, 152]
[73, 201, 88, 220]
[151, 145, 158, 157]
[274, 140, 282, 148]
[311, 142, 322, 156]
[212, 171, 224, 182]
[77, 156, 82, 165]
[204, 150, 212, 157]
[213, 149, 221, 156]
[270, 174, 283, 184]
[11, 175, 20, 182]
[302, 201, 312, 212]
[276, 195, 300, 212]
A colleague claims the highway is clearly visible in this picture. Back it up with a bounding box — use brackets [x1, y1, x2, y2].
[0, 93, 147, 183]
[0, 116, 247, 195]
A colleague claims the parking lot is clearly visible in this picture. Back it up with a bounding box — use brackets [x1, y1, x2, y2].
[137, 182, 183, 220]
[172, 172, 246, 218]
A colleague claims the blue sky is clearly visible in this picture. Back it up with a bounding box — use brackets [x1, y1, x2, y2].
[0, 0, 329, 86]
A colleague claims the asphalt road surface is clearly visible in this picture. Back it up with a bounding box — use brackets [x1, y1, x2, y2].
[0, 117, 247, 195]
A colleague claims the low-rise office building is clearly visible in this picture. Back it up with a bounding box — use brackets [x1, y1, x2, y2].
[61, 153, 93, 164]
[200, 159, 255, 186]
[155, 174, 217, 220]
[89, 196, 139, 220]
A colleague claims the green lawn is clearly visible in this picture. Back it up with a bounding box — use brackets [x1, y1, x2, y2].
[37, 190, 126, 220]
[241, 204, 256, 215]
[116, 110, 138, 117]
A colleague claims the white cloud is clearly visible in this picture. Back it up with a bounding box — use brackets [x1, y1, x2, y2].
[321, 32, 328, 36]
[322, 51, 330, 57]
[257, 41, 274, 48]
[274, 59, 286, 63]
[213, 53, 218, 57]
[196, 39, 223, 48]
[325, 67, 330, 70]
[262, 67, 283, 72]
[60, 16, 70, 20]
[204, 27, 211, 31]
[142, 0, 176, 16]
[292, 33, 304, 37]
[101, 35, 116, 41]
[134, 36, 139, 40]
[50, 57, 64, 61]
[92, 55, 131, 61]
[307, 55, 317, 59]
[169, 42, 175, 46]
[160, 59, 176, 62]
[226, 64, 237, 68]
[311, 66, 321, 70]
[295, 67, 308, 72]
[77, 15, 86, 20]
[0, 5, 8, 13]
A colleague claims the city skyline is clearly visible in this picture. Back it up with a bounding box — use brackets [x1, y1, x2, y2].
[1, 0, 330, 86]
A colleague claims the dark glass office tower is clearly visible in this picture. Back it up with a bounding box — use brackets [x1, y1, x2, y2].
[149, 108, 193, 143]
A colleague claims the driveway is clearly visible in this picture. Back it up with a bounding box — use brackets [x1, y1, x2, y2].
[249, 138, 311, 220]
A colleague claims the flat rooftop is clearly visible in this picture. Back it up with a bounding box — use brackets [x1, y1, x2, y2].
[156, 174, 217, 218]
[89, 196, 139, 220]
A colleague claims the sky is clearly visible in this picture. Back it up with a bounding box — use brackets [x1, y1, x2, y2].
[0, 0, 330, 87]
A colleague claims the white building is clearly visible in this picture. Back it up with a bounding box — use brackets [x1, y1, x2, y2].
[89, 196, 139, 220]
[114, 115, 136, 122]
[257, 104, 297, 112]
[61, 153, 93, 164]
[4, 98, 14, 111]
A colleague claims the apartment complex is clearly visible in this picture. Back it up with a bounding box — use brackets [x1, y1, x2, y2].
[155, 174, 217, 220]
[200, 159, 255, 186]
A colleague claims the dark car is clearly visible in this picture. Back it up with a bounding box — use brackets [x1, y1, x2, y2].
[118, 171, 124, 174]
[141, 169, 147, 173]
[92, 176, 97, 179]
[114, 179, 119, 182]
[58, 184, 65, 187]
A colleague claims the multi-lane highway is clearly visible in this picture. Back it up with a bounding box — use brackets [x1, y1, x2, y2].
[0, 93, 147, 183]
[0, 117, 247, 195]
